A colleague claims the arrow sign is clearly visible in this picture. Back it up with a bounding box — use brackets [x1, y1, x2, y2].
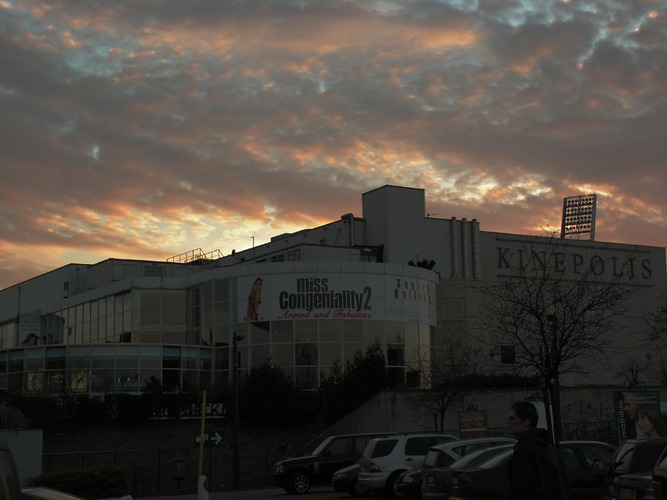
[210, 432, 224, 445]
[194, 432, 224, 446]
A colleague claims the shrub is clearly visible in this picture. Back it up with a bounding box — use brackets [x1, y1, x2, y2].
[26, 465, 130, 499]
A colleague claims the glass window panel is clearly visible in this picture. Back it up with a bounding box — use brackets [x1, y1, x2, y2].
[116, 345, 139, 369]
[295, 343, 318, 366]
[123, 293, 132, 332]
[271, 344, 294, 368]
[162, 290, 186, 326]
[344, 343, 365, 362]
[250, 322, 270, 344]
[214, 279, 229, 301]
[182, 371, 198, 393]
[387, 367, 404, 389]
[386, 321, 404, 344]
[90, 301, 99, 343]
[213, 301, 229, 325]
[8, 351, 23, 372]
[162, 331, 186, 344]
[366, 320, 384, 344]
[139, 292, 161, 326]
[199, 348, 211, 371]
[319, 320, 342, 342]
[295, 320, 317, 343]
[405, 321, 419, 346]
[272, 321, 293, 343]
[251, 344, 271, 365]
[184, 347, 199, 369]
[162, 369, 180, 392]
[343, 321, 364, 342]
[201, 281, 213, 305]
[387, 344, 404, 366]
[90, 369, 114, 391]
[25, 348, 45, 371]
[319, 343, 342, 366]
[163, 346, 181, 369]
[135, 332, 161, 344]
[215, 346, 229, 371]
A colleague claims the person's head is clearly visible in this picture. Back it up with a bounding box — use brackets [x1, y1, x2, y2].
[624, 392, 640, 419]
[507, 401, 539, 436]
[637, 405, 662, 437]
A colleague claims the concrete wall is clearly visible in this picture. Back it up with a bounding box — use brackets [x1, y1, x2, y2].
[303, 386, 667, 452]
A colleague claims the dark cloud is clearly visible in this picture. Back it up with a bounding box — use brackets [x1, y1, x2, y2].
[0, 0, 665, 289]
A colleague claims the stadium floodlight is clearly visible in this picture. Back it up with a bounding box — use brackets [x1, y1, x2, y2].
[560, 194, 597, 240]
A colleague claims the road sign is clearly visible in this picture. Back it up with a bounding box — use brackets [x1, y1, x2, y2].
[194, 431, 224, 446]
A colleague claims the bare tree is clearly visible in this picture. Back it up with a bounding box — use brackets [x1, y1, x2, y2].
[477, 236, 637, 444]
[408, 330, 483, 432]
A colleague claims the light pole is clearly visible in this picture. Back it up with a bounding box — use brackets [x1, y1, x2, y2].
[231, 333, 245, 489]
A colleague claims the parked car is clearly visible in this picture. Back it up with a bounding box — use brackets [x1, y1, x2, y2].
[421, 443, 516, 500]
[394, 467, 424, 499]
[358, 432, 459, 498]
[22, 488, 83, 499]
[652, 446, 667, 500]
[606, 439, 667, 500]
[449, 440, 616, 500]
[614, 472, 654, 500]
[0, 438, 22, 500]
[393, 437, 517, 500]
[332, 463, 366, 497]
[272, 432, 396, 494]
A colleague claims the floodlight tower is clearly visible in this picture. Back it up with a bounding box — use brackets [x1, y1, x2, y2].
[560, 194, 597, 240]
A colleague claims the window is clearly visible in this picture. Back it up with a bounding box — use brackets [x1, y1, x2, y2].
[369, 439, 397, 458]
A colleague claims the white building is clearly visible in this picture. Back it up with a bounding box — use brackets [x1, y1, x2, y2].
[0, 185, 665, 398]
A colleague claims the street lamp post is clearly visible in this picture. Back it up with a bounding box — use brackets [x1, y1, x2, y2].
[231, 333, 244, 489]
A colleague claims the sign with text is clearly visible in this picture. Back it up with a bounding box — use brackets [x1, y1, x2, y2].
[237, 273, 437, 325]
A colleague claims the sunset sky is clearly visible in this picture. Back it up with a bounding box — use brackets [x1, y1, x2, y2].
[1, 0, 666, 290]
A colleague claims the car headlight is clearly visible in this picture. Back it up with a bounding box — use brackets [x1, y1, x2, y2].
[274, 465, 284, 474]
[402, 475, 415, 484]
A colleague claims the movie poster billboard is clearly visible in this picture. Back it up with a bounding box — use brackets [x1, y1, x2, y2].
[236, 273, 437, 325]
[614, 390, 664, 441]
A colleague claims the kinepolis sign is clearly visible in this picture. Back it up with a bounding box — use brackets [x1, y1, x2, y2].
[495, 238, 654, 282]
[237, 273, 437, 324]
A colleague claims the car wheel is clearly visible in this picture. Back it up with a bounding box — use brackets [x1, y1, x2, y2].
[383, 472, 402, 499]
[289, 471, 311, 494]
[349, 478, 367, 497]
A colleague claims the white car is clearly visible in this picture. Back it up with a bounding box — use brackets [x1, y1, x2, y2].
[358, 432, 459, 497]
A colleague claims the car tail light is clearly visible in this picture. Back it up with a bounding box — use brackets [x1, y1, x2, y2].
[456, 473, 475, 492]
[369, 463, 382, 473]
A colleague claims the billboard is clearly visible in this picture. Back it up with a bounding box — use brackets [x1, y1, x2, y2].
[614, 390, 664, 440]
[237, 273, 437, 325]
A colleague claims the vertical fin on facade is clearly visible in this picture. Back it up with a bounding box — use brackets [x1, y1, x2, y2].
[450, 217, 460, 278]
[461, 218, 470, 279]
[472, 219, 480, 279]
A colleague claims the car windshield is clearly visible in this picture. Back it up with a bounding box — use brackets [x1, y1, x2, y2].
[474, 448, 513, 468]
[310, 437, 334, 456]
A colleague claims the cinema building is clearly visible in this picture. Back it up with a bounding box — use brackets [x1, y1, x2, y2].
[0, 185, 665, 398]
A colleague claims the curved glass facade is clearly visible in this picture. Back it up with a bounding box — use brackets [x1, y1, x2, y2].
[0, 262, 438, 396]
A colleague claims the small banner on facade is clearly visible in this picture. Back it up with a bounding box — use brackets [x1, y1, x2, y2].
[614, 390, 664, 441]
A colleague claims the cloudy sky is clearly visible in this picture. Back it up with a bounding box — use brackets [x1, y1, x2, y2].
[1, 0, 665, 290]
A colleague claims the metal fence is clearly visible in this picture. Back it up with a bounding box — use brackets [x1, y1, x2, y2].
[43, 438, 310, 497]
[42, 420, 618, 497]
